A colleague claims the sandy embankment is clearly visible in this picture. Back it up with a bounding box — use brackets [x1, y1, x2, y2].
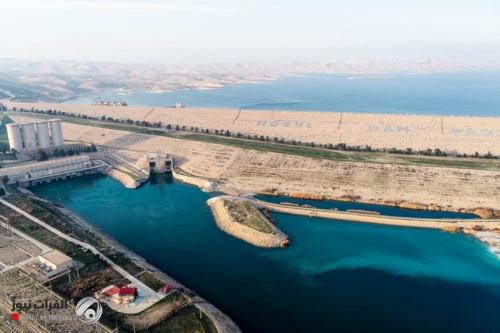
[172, 168, 216, 191]
[248, 197, 500, 256]
[207, 197, 289, 248]
[4, 101, 500, 155]
[103, 168, 140, 188]
[250, 197, 500, 230]
[7, 114, 500, 214]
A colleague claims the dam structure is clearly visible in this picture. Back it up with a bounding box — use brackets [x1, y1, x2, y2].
[236, 196, 500, 230]
[6, 119, 64, 152]
[147, 153, 173, 174]
[0, 155, 107, 186]
[5, 100, 500, 155]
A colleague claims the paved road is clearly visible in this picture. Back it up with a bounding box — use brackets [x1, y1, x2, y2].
[0, 198, 164, 314]
[225, 196, 500, 230]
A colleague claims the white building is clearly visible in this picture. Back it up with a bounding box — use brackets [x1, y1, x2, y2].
[21, 123, 37, 150]
[5, 124, 23, 151]
[35, 121, 51, 148]
[38, 250, 73, 276]
[6, 119, 64, 152]
[49, 119, 64, 146]
[0, 155, 105, 185]
[147, 153, 173, 173]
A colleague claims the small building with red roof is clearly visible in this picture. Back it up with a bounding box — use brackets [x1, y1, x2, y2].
[115, 286, 137, 304]
[105, 286, 120, 297]
[96, 285, 137, 304]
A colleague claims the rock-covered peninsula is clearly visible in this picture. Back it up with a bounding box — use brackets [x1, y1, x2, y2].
[207, 196, 289, 248]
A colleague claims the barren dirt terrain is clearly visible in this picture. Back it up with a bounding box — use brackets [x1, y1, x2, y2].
[5, 101, 500, 155]
[9, 114, 500, 213]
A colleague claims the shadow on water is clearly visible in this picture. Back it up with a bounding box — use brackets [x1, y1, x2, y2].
[149, 173, 174, 186]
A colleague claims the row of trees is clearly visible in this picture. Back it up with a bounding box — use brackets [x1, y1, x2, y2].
[9, 106, 498, 160]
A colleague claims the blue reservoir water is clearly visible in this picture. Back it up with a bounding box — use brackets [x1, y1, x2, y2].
[69, 72, 500, 116]
[254, 194, 478, 219]
[30, 175, 500, 333]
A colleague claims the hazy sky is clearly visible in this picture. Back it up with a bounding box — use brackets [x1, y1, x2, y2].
[1, 0, 500, 64]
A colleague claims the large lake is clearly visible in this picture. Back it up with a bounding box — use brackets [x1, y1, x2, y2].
[70, 72, 500, 116]
[31, 175, 500, 333]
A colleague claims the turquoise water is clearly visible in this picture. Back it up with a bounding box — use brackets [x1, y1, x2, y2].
[31, 175, 500, 333]
[254, 194, 478, 219]
[32, 176, 500, 333]
[69, 72, 500, 116]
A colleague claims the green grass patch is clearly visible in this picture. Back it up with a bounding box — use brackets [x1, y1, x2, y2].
[137, 271, 166, 290]
[225, 200, 273, 233]
[98, 291, 197, 333]
[148, 304, 218, 333]
[106, 251, 144, 276]
[396, 155, 500, 170]
[4, 193, 145, 274]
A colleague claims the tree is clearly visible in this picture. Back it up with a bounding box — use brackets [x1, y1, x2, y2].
[484, 151, 494, 159]
[1, 175, 9, 185]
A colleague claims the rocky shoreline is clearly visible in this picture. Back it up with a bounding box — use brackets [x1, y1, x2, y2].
[207, 196, 289, 248]
[253, 192, 500, 258]
[20, 188, 241, 333]
[465, 230, 500, 259]
[259, 190, 500, 219]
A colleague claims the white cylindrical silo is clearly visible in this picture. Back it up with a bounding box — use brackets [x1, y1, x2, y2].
[35, 121, 51, 148]
[6, 123, 23, 151]
[49, 119, 64, 146]
[21, 123, 37, 150]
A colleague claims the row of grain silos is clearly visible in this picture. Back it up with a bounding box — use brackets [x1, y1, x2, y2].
[6, 119, 64, 151]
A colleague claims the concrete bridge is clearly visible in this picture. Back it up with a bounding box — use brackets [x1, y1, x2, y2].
[223, 196, 500, 230]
